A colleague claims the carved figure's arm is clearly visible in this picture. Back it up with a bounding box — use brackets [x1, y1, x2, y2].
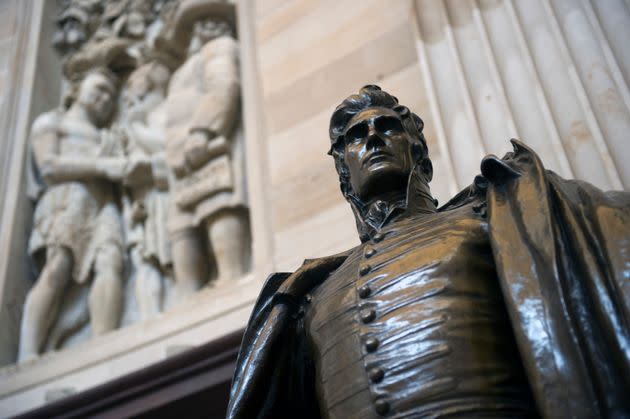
[127, 120, 165, 155]
[38, 155, 127, 184]
[179, 38, 240, 172]
[188, 37, 240, 138]
[29, 112, 129, 183]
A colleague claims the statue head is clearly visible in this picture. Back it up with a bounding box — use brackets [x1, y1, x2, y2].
[188, 18, 232, 56]
[329, 85, 434, 240]
[330, 86, 432, 201]
[122, 61, 170, 110]
[75, 67, 118, 127]
[52, 0, 102, 55]
[154, 1, 235, 61]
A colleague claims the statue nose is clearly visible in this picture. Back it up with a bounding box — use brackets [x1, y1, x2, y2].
[366, 126, 385, 149]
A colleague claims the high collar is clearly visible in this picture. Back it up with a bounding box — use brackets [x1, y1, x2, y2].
[353, 163, 437, 242]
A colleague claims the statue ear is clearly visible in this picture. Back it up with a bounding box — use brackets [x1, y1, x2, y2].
[411, 143, 431, 181]
[420, 157, 433, 182]
[413, 115, 424, 132]
[328, 135, 345, 156]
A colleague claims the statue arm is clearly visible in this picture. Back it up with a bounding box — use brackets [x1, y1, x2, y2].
[189, 38, 240, 138]
[29, 111, 128, 183]
[127, 120, 165, 155]
[228, 252, 351, 418]
[178, 40, 240, 172]
[38, 154, 127, 183]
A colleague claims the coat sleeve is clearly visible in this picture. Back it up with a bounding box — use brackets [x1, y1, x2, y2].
[483, 139, 630, 418]
[226, 252, 350, 419]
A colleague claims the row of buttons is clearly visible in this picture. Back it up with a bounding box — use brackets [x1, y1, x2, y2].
[358, 232, 389, 415]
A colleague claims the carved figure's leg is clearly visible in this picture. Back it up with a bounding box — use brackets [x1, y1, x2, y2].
[171, 228, 208, 302]
[89, 244, 123, 336]
[133, 247, 162, 320]
[206, 209, 250, 284]
[18, 246, 73, 361]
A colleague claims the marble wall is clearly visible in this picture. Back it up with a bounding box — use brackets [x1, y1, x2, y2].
[253, 0, 630, 274]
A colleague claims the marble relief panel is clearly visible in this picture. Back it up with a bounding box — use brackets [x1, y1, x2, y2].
[18, 0, 251, 361]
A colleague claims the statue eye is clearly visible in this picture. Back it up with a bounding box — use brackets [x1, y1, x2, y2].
[375, 116, 404, 135]
[345, 123, 368, 144]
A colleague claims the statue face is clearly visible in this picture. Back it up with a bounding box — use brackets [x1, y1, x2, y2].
[343, 107, 415, 201]
[125, 63, 169, 101]
[77, 72, 116, 126]
[123, 65, 151, 108]
[188, 20, 231, 56]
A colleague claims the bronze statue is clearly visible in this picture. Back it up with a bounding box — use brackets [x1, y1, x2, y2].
[227, 86, 630, 418]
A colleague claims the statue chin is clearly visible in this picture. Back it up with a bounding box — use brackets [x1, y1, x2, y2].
[355, 165, 409, 202]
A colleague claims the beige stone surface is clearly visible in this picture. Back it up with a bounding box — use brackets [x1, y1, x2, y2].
[255, 0, 630, 273]
[0, 0, 52, 368]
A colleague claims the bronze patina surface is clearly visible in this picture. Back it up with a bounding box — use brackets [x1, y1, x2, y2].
[227, 86, 630, 418]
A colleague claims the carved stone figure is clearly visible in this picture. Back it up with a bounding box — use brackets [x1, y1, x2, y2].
[52, 0, 103, 56]
[17, 0, 253, 360]
[228, 86, 630, 418]
[58, 0, 177, 81]
[159, 2, 250, 300]
[19, 69, 139, 361]
[119, 61, 172, 319]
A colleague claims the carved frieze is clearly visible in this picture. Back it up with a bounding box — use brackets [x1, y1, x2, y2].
[18, 0, 251, 361]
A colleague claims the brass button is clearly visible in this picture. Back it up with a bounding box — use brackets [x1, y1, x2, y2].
[359, 264, 371, 276]
[365, 337, 379, 352]
[373, 233, 384, 243]
[364, 246, 376, 258]
[360, 308, 376, 323]
[358, 285, 371, 298]
[374, 398, 390, 415]
[368, 367, 384, 383]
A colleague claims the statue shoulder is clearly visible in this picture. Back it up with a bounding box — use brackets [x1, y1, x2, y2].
[252, 249, 354, 315]
[31, 109, 63, 137]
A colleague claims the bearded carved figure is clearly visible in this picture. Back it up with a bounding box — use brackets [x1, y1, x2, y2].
[158, 1, 250, 301]
[227, 86, 630, 418]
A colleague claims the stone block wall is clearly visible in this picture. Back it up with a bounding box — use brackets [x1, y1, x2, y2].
[254, 0, 630, 274]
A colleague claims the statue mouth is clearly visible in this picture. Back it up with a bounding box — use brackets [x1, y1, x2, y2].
[363, 150, 393, 168]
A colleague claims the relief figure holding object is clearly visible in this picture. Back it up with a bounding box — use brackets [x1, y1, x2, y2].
[160, 8, 250, 302]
